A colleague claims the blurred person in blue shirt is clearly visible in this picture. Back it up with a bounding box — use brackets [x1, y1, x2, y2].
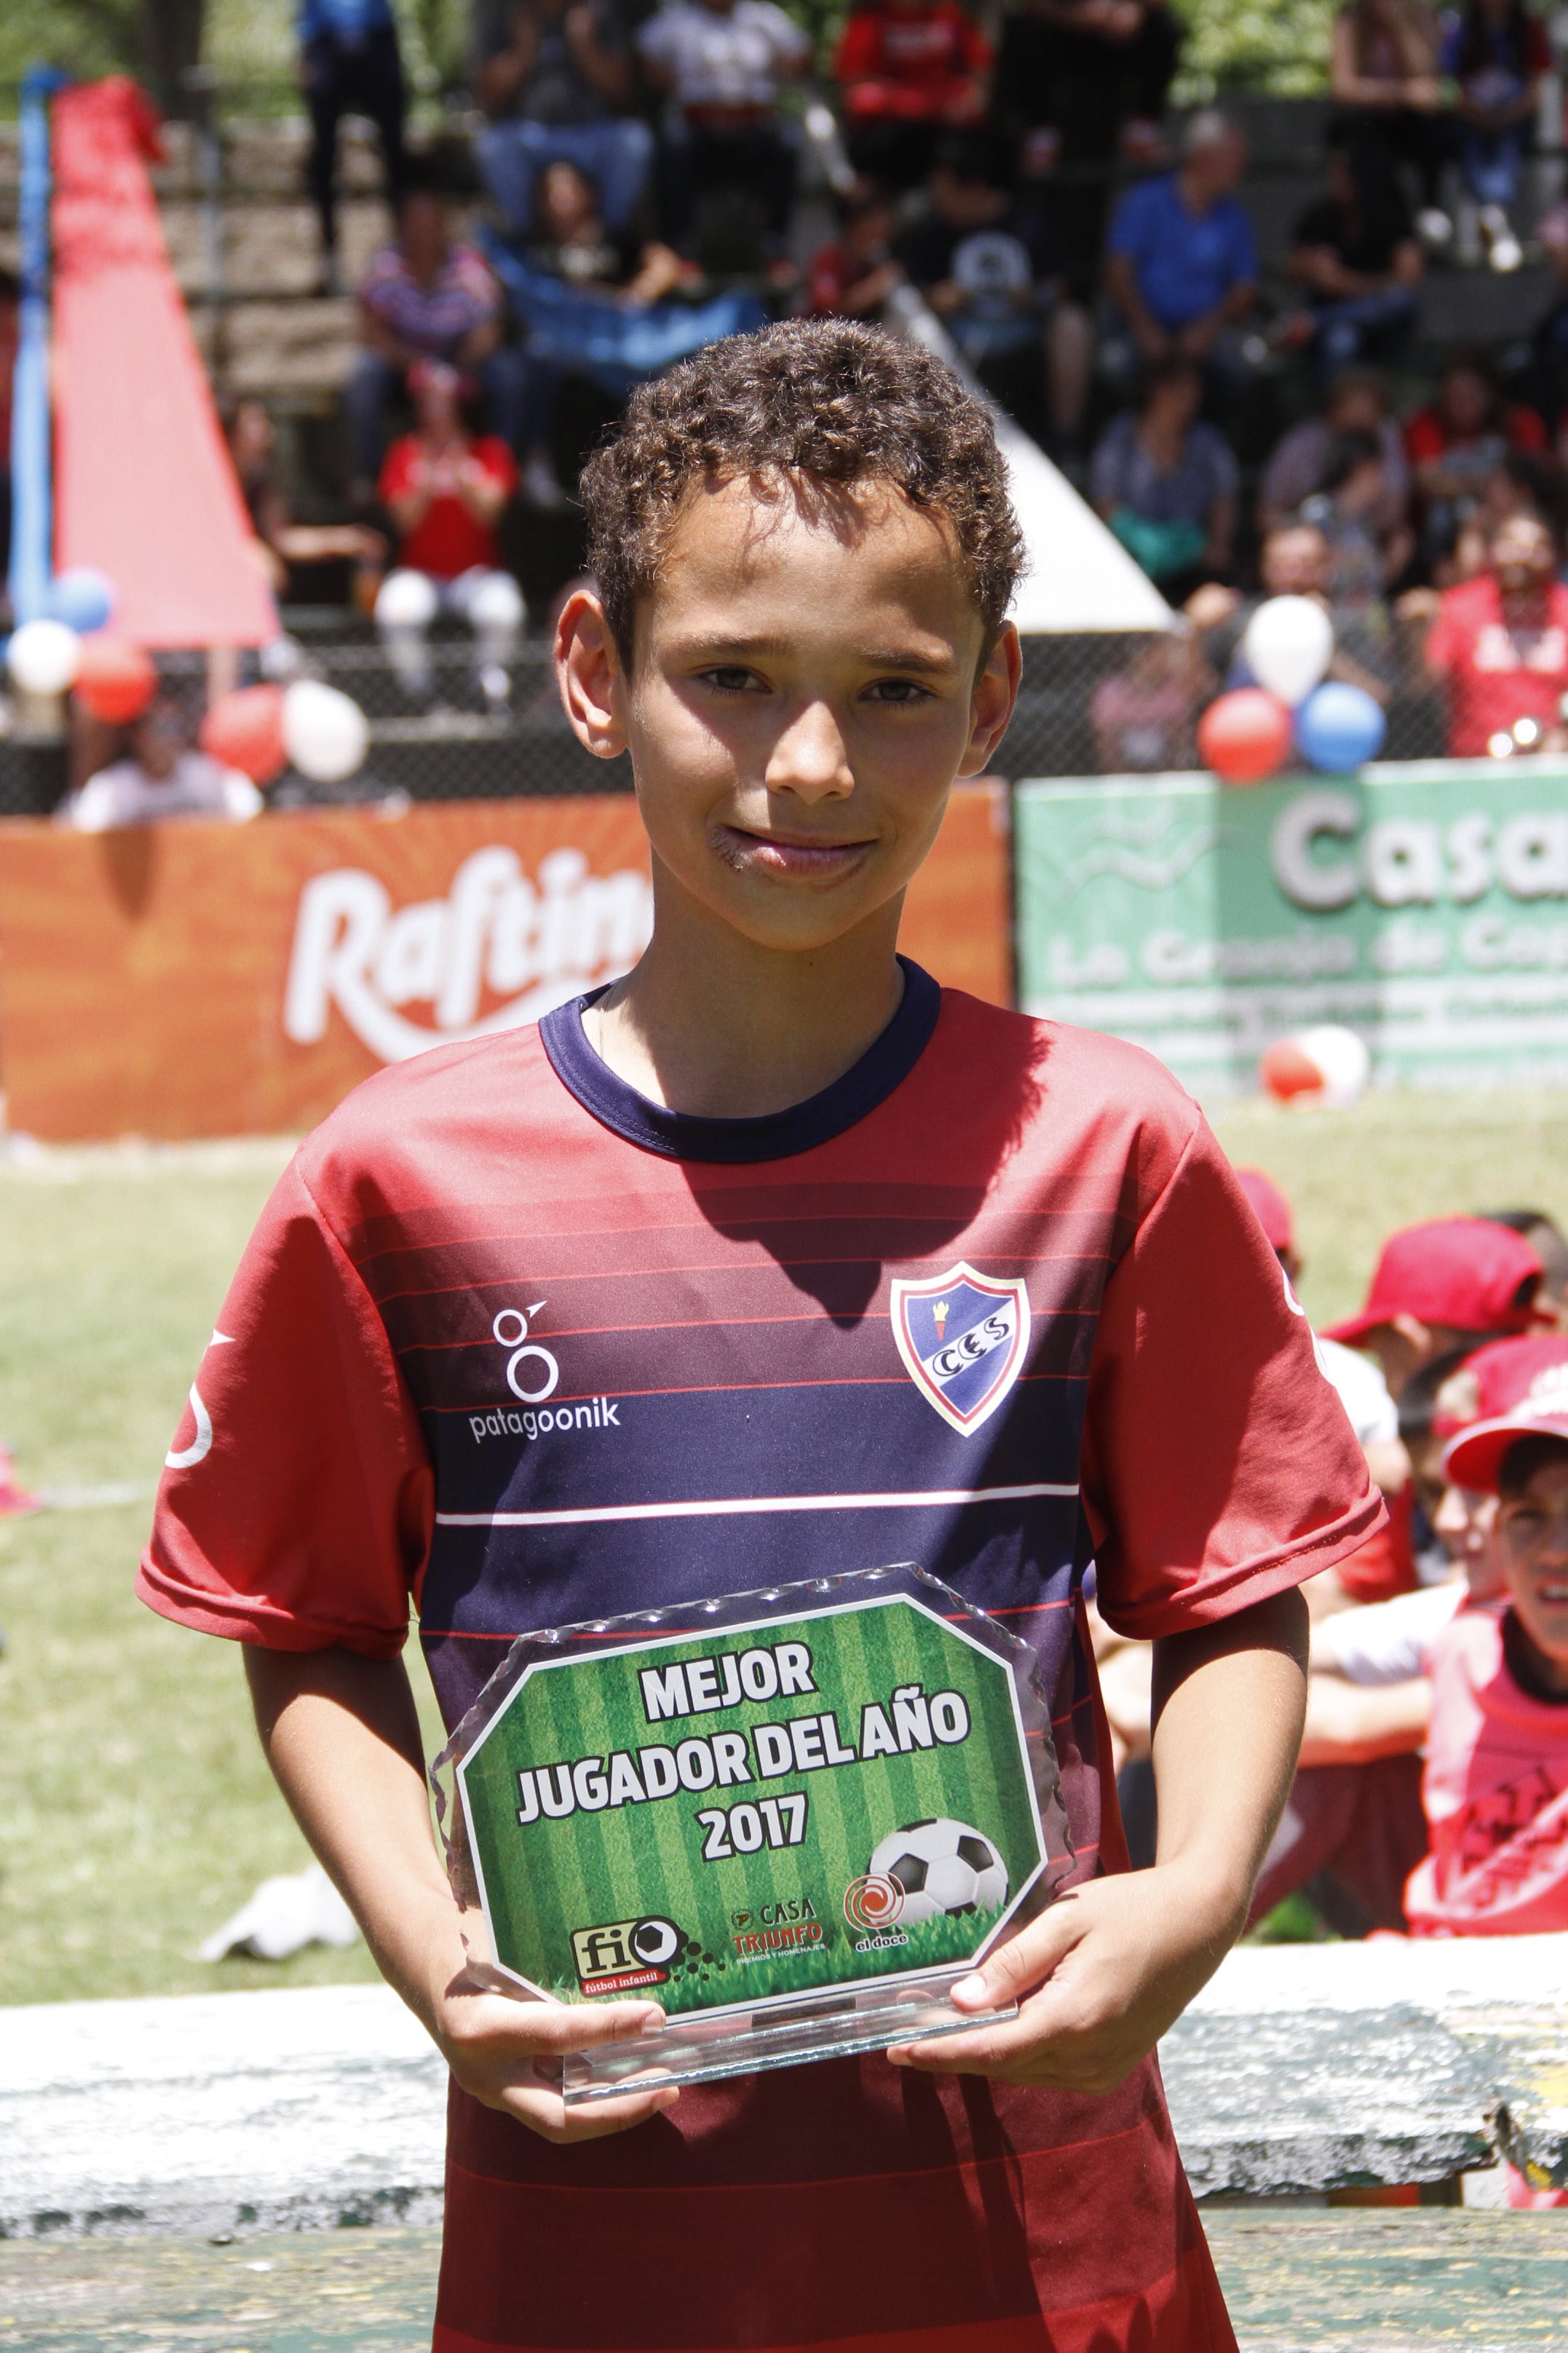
[1104, 109, 1259, 383]
[298, 0, 408, 289]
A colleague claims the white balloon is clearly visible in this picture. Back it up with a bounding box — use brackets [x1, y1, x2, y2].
[375, 568, 438, 630]
[463, 572, 523, 631]
[1297, 1024, 1370, 1107]
[8, 617, 82, 697]
[282, 679, 369, 784]
[1242, 596, 1334, 707]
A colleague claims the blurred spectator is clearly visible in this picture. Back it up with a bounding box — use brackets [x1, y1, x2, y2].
[377, 361, 524, 706]
[1325, 1215, 1551, 1399]
[1529, 202, 1568, 422]
[1261, 367, 1410, 534]
[991, 1, 1183, 288]
[1090, 357, 1238, 599]
[474, 0, 654, 237]
[298, 0, 408, 293]
[1090, 628, 1208, 771]
[226, 398, 387, 606]
[834, 0, 991, 192]
[1441, 0, 1549, 271]
[58, 697, 262, 830]
[1424, 508, 1568, 756]
[807, 181, 903, 317]
[1284, 130, 1422, 384]
[1483, 1209, 1568, 1308]
[0, 269, 16, 596]
[349, 175, 524, 492]
[1299, 431, 1416, 601]
[894, 135, 1091, 445]
[514, 159, 684, 505]
[638, 0, 811, 255]
[1407, 1385, 1568, 1947]
[1104, 110, 1259, 386]
[1329, 0, 1456, 240]
[1405, 349, 1548, 574]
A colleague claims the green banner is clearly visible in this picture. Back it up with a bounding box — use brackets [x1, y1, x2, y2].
[455, 1594, 1047, 2015]
[1015, 761, 1568, 1094]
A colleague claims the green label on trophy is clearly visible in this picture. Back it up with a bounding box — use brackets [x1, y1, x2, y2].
[452, 1584, 1051, 2016]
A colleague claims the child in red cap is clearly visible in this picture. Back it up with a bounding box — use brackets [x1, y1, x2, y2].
[1407, 1338, 1568, 1942]
[1326, 1217, 1551, 1399]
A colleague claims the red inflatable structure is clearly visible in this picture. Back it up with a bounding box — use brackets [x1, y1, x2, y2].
[51, 79, 276, 648]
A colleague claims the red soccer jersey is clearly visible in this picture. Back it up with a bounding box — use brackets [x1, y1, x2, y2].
[834, 0, 990, 117]
[141, 973, 1377, 2353]
[1425, 572, 1568, 759]
[379, 433, 518, 580]
[1406, 1607, 1568, 1938]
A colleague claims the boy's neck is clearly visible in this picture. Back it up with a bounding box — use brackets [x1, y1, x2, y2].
[588, 860, 910, 1120]
[1502, 1606, 1568, 1703]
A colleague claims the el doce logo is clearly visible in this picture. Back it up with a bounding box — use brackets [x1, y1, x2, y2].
[283, 845, 653, 1064]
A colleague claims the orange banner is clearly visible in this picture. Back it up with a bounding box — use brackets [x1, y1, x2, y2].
[0, 787, 1010, 1142]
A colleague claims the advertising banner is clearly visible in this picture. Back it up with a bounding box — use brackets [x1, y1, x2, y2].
[1016, 762, 1568, 1094]
[0, 783, 1009, 1141]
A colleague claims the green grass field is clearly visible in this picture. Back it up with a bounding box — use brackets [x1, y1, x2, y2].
[1, 1092, 1566, 2008]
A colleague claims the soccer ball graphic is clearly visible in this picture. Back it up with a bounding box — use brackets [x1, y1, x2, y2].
[867, 1819, 1008, 1923]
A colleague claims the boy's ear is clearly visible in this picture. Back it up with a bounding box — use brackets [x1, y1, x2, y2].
[555, 588, 628, 760]
[957, 620, 1022, 780]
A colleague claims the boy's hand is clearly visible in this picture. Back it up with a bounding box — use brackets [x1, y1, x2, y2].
[884, 1861, 1237, 2095]
[888, 1591, 1311, 2095]
[429, 1965, 681, 2143]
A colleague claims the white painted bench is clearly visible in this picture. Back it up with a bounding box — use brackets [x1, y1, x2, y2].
[2, 1935, 1564, 2239]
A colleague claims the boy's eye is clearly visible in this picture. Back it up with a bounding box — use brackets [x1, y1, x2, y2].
[865, 679, 933, 705]
[701, 666, 766, 694]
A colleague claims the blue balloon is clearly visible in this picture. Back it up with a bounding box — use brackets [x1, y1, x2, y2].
[45, 566, 115, 634]
[1294, 681, 1385, 774]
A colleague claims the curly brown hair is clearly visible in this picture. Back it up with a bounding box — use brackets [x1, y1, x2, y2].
[580, 320, 1023, 663]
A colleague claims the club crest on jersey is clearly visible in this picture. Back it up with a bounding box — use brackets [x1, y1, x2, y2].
[890, 1263, 1031, 1435]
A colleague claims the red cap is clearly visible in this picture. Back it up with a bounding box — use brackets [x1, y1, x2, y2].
[1323, 1218, 1547, 1346]
[1235, 1167, 1294, 1255]
[1441, 1335, 1568, 1492]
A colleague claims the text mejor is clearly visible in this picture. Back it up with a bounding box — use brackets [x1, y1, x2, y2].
[513, 1636, 974, 1826]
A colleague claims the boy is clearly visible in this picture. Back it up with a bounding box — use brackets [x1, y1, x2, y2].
[141, 322, 1379, 2351]
[1409, 1353, 1568, 1939]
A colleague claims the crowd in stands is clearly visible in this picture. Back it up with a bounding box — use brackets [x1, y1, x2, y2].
[38, 0, 1568, 812]
[1098, 1184, 1568, 2200]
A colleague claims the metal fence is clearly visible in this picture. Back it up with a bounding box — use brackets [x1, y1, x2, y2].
[0, 618, 1457, 818]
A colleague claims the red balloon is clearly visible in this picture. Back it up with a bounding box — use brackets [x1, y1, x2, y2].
[1259, 1040, 1325, 1103]
[74, 633, 157, 726]
[199, 685, 288, 784]
[1197, 687, 1293, 784]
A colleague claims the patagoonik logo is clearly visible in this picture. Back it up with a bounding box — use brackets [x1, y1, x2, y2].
[283, 845, 653, 1064]
[890, 1262, 1031, 1435]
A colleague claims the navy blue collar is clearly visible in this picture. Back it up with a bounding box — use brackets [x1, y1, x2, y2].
[539, 957, 941, 1163]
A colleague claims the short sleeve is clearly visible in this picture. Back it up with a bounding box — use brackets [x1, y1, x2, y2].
[379, 438, 416, 505]
[1404, 410, 1444, 462]
[1424, 588, 1462, 676]
[138, 1156, 433, 1655]
[1081, 1112, 1382, 1640]
[1106, 182, 1150, 260]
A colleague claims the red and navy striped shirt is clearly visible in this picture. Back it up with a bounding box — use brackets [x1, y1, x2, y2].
[143, 970, 1377, 2353]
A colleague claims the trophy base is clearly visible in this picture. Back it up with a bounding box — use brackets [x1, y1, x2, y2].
[561, 1966, 1018, 2104]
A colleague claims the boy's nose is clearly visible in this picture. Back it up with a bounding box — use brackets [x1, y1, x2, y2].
[764, 702, 854, 801]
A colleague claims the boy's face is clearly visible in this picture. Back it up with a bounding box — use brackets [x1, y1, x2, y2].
[559, 475, 1018, 957]
[1499, 1452, 1568, 1682]
[1433, 1479, 1508, 1601]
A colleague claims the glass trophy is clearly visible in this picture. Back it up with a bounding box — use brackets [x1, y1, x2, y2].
[430, 1560, 1074, 2104]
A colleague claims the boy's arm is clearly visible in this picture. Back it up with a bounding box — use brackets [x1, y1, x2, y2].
[888, 1585, 1307, 2093]
[245, 1646, 679, 2143]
